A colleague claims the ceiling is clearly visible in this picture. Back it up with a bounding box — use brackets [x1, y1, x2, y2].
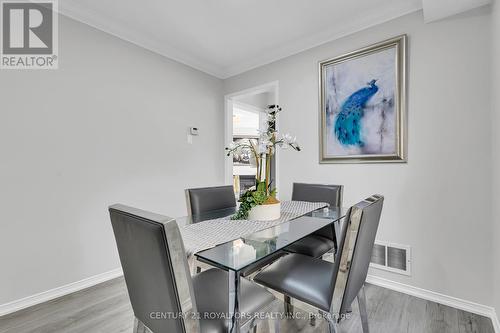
[59, 0, 488, 78]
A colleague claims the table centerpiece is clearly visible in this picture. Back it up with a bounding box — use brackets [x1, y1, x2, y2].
[225, 105, 301, 220]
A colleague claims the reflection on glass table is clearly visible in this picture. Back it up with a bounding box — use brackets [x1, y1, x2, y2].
[177, 206, 347, 333]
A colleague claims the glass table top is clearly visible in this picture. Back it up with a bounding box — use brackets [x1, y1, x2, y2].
[177, 206, 347, 272]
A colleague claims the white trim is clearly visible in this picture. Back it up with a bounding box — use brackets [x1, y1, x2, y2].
[224, 81, 280, 191]
[233, 101, 265, 115]
[220, 6, 421, 78]
[0, 268, 123, 317]
[422, 0, 491, 23]
[224, 97, 235, 186]
[225, 81, 280, 100]
[1, 266, 499, 333]
[58, 0, 422, 78]
[367, 274, 500, 332]
[58, 2, 223, 78]
[274, 85, 280, 198]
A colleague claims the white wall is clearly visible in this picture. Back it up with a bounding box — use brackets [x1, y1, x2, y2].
[224, 9, 493, 306]
[0, 16, 223, 305]
[492, 0, 500, 318]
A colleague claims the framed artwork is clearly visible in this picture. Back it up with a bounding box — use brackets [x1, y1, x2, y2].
[319, 35, 407, 163]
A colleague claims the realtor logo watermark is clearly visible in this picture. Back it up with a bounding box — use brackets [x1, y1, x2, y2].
[1, 0, 58, 69]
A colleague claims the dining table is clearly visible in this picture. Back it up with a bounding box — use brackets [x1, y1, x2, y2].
[175, 201, 348, 333]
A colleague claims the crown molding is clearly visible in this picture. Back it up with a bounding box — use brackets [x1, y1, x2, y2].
[58, 1, 422, 79]
[422, 0, 492, 23]
[58, 1, 226, 78]
[221, 4, 422, 78]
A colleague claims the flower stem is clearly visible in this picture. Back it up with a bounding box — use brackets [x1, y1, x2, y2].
[265, 150, 271, 195]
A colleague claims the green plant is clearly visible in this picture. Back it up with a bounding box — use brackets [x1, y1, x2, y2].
[231, 181, 277, 220]
[226, 105, 300, 220]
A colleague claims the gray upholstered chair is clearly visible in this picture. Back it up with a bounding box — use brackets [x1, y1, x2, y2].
[185, 185, 238, 273]
[254, 195, 384, 333]
[109, 204, 276, 333]
[185, 185, 236, 216]
[284, 183, 343, 258]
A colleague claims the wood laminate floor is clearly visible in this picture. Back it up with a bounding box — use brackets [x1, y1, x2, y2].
[0, 277, 494, 333]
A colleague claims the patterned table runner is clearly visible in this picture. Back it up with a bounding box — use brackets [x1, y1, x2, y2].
[180, 200, 328, 257]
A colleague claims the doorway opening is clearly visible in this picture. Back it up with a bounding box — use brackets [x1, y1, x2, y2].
[224, 82, 279, 199]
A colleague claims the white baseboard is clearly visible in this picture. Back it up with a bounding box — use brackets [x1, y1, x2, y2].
[0, 268, 123, 317]
[367, 274, 500, 333]
[1, 268, 498, 333]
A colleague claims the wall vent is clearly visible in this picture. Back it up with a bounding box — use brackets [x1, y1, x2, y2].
[370, 241, 411, 276]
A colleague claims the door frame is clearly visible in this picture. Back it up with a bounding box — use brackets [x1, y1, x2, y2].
[224, 81, 280, 196]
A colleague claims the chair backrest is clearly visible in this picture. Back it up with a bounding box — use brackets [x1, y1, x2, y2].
[109, 204, 198, 333]
[292, 183, 343, 207]
[185, 185, 237, 216]
[292, 183, 344, 240]
[329, 195, 384, 316]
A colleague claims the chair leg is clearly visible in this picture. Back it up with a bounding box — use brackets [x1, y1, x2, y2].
[133, 317, 153, 333]
[357, 285, 370, 333]
[133, 317, 139, 333]
[309, 310, 320, 326]
[273, 317, 281, 333]
[327, 320, 339, 333]
[309, 315, 316, 326]
[283, 295, 293, 317]
[268, 316, 280, 333]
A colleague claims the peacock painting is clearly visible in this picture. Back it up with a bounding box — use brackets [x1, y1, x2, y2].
[334, 79, 379, 147]
[320, 36, 406, 163]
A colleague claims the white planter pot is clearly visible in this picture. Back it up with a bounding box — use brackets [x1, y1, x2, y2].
[248, 202, 281, 221]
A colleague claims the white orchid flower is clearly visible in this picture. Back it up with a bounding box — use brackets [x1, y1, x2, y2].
[280, 133, 291, 143]
[258, 143, 268, 154]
